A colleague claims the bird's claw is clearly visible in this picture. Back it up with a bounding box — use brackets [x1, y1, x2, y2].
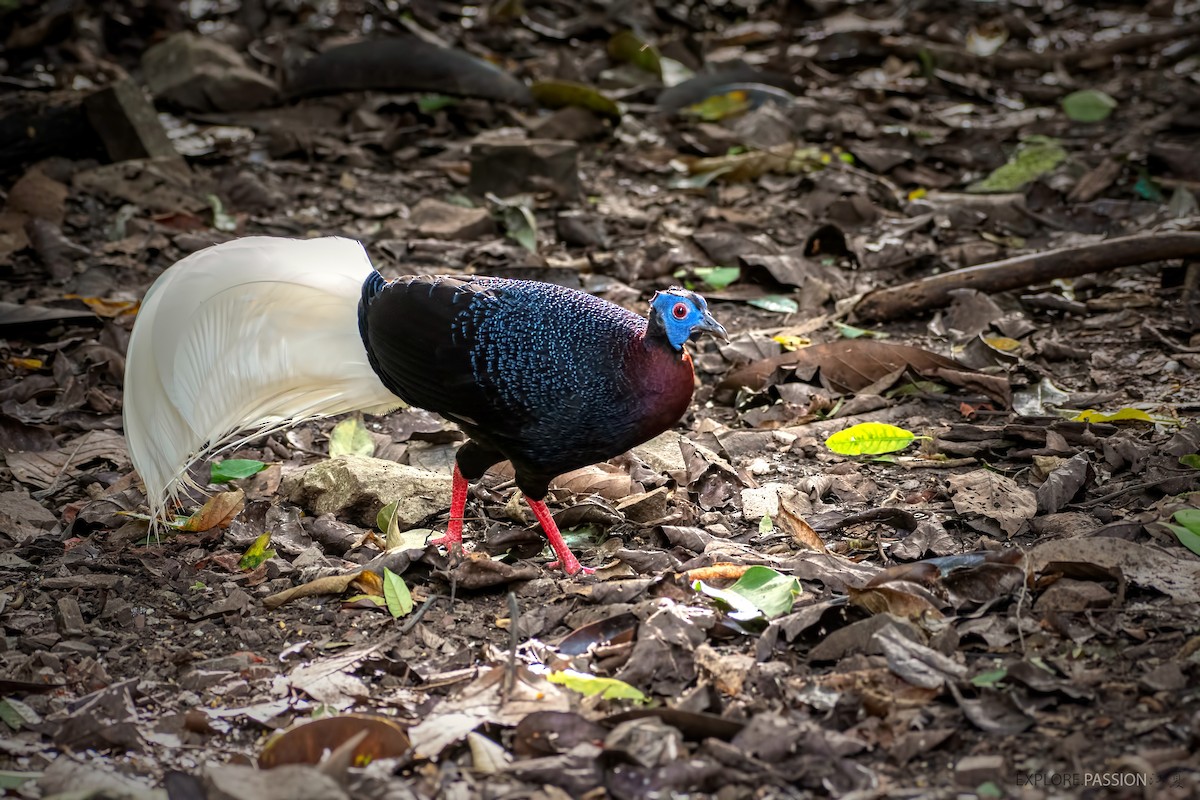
[428, 534, 467, 558]
[546, 559, 594, 576]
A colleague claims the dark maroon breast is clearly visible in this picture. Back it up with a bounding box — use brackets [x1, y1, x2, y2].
[627, 346, 696, 445]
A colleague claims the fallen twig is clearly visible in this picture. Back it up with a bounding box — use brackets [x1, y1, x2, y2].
[853, 232, 1200, 322]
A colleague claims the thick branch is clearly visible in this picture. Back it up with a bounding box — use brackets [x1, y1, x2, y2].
[853, 232, 1200, 323]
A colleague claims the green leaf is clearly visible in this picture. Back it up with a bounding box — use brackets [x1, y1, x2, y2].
[971, 667, 1008, 688]
[548, 669, 647, 702]
[238, 532, 276, 571]
[967, 136, 1066, 193]
[0, 697, 39, 731]
[0, 770, 42, 791]
[976, 781, 1004, 799]
[834, 322, 888, 339]
[206, 194, 237, 233]
[210, 458, 267, 484]
[726, 565, 801, 618]
[693, 266, 740, 290]
[1180, 454, 1200, 469]
[0, 700, 21, 730]
[607, 29, 662, 78]
[416, 93, 457, 113]
[825, 422, 921, 456]
[759, 515, 773, 534]
[1061, 89, 1117, 123]
[501, 204, 538, 253]
[382, 567, 414, 618]
[1165, 523, 1200, 558]
[329, 416, 375, 458]
[1134, 170, 1164, 202]
[377, 501, 397, 533]
[1173, 509, 1200, 533]
[747, 295, 799, 314]
[695, 565, 801, 621]
[344, 593, 387, 608]
[694, 578, 761, 621]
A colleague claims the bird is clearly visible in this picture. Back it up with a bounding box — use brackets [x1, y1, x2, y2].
[123, 236, 727, 575]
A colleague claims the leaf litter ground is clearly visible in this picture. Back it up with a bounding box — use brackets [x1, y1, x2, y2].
[0, 1, 1199, 798]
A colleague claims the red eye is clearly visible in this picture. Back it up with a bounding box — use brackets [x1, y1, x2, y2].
[672, 302, 689, 320]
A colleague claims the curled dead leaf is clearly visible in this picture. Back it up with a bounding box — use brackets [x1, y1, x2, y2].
[263, 570, 365, 610]
[718, 340, 1009, 407]
[847, 583, 946, 621]
[258, 713, 411, 768]
[179, 489, 245, 532]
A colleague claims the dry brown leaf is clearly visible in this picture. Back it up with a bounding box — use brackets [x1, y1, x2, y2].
[553, 463, 633, 501]
[694, 644, 755, 696]
[847, 584, 945, 621]
[813, 668, 941, 715]
[948, 470, 1036, 537]
[682, 144, 825, 181]
[179, 489, 245, 532]
[263, 570, 365, 610]
[408, 666, 571, 758]
[683, 563, 750, 583]
[1028, 537, 1200, 604]
[7, 430, 129, 489]
[718, 340, 1008, 405]
[352, 569, 384, 596]
[777, 492, 827, 552]
[259, 713, 411, 768]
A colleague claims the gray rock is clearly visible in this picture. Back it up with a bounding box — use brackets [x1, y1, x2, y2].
[616, 486, 671, 523]
[142, 32, 278, 112]
[955, 754, 1005, 786]
[530, 106, 610, 141]
[282, 455, 452, 528]
[409, 198, 495, 240]
[469, 139, 580, 200]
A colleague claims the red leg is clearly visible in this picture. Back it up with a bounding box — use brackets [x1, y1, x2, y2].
[430, 463, 469, 548]
[525, 496, 591, 576]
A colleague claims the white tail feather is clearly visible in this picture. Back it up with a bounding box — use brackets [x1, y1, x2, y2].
[123, 236, 400, 522]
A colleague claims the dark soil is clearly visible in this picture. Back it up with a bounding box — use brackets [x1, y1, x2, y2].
[1, 1, 1199, 798]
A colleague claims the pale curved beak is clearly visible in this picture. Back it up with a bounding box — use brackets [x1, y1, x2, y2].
[693, 310, 728, 342]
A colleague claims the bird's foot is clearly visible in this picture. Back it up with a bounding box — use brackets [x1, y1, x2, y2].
[547, 558, 595, 576]
[524, 497, 592, 576]
[427, 532, 462, 549]
[431, 464, 470, 551]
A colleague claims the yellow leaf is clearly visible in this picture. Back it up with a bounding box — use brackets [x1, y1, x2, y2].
[683, 90, 750, 122]
[329, 416, 375, 457]
[548, 670, 647, 702]
[826, 422, 919, 456]
[1072, 408, 1155, 424]
[64, 294, 140, 319]
[772, 334, 809, 351]
[530, 80, 622, 119]
[983, 336, 1021, 352]
[238, 532, 276, 570]
[8, 357, 43, 370]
